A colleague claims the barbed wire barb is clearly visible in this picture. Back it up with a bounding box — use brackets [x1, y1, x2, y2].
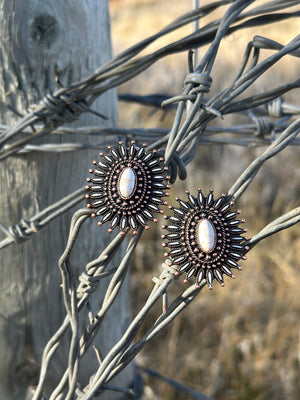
[0, 1, 299, 398]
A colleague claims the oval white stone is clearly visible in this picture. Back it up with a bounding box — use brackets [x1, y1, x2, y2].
[197, 219, 216, 253]
[118, 167, 136, 199]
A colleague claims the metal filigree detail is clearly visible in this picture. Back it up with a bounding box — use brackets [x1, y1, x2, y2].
[161, 188, 249, 289]
[86, 141, 170, 235]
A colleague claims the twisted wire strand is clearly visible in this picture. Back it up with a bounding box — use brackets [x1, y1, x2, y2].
[0, 115, 298, 160]
[0, 1, 298, 399]
[57, 209, 96, 399]
[228, 117, 300, 200]
[49, 231, 142, 399]
[164, 0, 255, 164]
[33, 194, 300, 399]
[137, 366, 214, 400]
[32, 217, 128, 400]
[168, 40, 300, 159]
[0, 2, 298, 161]
[33, 215, 141, 399]
[0, 188, 86, 249]
[76, 204, 300, 397]
[247, 206, 300, 248]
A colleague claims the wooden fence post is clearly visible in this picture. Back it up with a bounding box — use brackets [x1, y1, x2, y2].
[0, 1, 133, 398]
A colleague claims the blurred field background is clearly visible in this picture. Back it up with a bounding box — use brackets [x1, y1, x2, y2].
[110, 1, 300, 399]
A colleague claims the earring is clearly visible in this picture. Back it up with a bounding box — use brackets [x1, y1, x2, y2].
[161, 188, 249, 289]
[86, 141, 170, 235]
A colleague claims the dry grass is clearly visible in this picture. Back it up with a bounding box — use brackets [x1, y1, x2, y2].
[110, 1, 300, 399]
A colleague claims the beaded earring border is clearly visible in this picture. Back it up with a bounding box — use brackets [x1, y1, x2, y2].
[162, 188, 249, 289]
[86, 141, 170, 235]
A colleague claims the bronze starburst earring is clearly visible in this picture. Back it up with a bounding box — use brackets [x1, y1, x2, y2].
[86, 141, 170, 235]
[161, 188, 249, 289]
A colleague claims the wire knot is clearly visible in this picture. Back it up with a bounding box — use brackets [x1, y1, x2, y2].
[152, 260, 178, 284]
[253, 117, 272, 138]
[161, 73, 212, 107]
[156, 148, 186, 183]
[78, 272, 100, 296]
[8, 219, 40, 242]
[267, 97, 283, 118]
[34, 93, 81, 123]
[166, 151, 187, 183]
[184, 72, 212, 96]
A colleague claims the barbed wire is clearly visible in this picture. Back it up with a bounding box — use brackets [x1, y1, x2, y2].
[1, 2, 298, 250]
[162, 34, 300, 163]
[0, 99, 300, 157]
[1, 112, 298, 250]
[1, 0, 300, 399]
[228, 117, 300, 200]
[0, 188, 86, 249]
[137, 366, 213, 400]
[0, 1, 299, 161]
[32, 199, 300, 399]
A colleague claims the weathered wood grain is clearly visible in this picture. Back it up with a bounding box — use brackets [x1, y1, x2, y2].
[0, 1, 133, 398]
